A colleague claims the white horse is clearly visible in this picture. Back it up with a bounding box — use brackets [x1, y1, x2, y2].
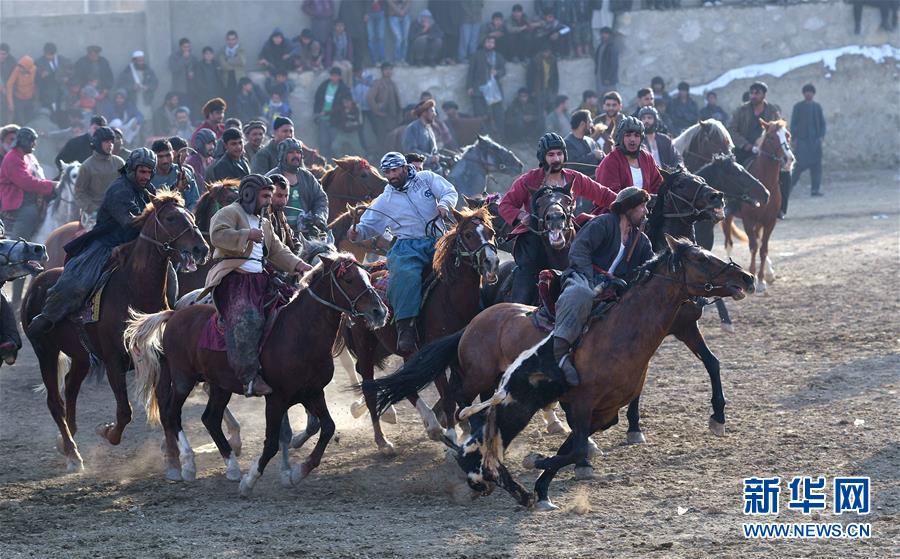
[33, 161, 81, 244]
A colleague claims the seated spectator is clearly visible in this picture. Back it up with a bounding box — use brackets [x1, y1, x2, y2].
[506, 3, 537, 62]
[258, 28, 293, 76]
[650, 76, 670, 106]
[153, 92, 181, 137]
[291, 29, 323, 73]
[533, 8, 570, 58]
[409, 9, 444, 67]
[73, 45, 114, 101]
[480, 12, 509, 58]
[668, 81, 699, 136]
[265, 69, 295, 97]
[699, 91, 728, 125]
[330, 95, 364, 157]
[545, 94, 570, 136]
[638, 106, 681, 168]
[565, 109, 604, 175]
[505, 88, 541, 143]
[173, 106, 193, 140]
[100, 89, 143, 144]
[323, 20, 354, 84]
[233, 77, 266, 123]
[117, 50, 158, 106]
[262, 86, 293, 132]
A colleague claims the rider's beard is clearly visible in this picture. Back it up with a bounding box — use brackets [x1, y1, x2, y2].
[623, 145, 640, 157]
[548, 162, 564, 174]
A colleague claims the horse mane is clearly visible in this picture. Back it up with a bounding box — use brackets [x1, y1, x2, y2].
[631, 236, 694, 284]
[194, 178, 239, 228]
[111, 191, 186, 266]
[433, 206, 494, 281]
[322, 156, 385, 193]
[295, 249, 353, 291]
[673, 119, 734, 154]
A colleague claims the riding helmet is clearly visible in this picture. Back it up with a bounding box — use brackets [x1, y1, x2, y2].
[636, 106, 660, 134]
[277, 138, 304, 170]
[192, 128, 216, 155]
[12, 127, 38, 151]
[536, 132, 567, 168]
[124, 147, 157, 183]
[238, 173, 274, 214]
[615, 116, 645, 149]
[91, 126, 116, 153]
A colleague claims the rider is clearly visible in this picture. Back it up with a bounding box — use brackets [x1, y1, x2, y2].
[498, 132, 617, 305]
[594, 116, 663, 194]
[264, 137, 329, 238]
[149, 138, 201, 211]
[401, 99, 440, 172]
[348, 152, 458, 353]
[638, 106, 682, 168]
[0, 127, 57, 242]
[205, 174, 312, 396]
[267, 173, 300, 254]
[28, 148, 161, 336]
[552, 186, 653, 385]
[74, 126, 125, 219]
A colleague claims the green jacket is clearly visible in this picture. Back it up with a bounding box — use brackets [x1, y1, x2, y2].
[728, 101, 782, 150]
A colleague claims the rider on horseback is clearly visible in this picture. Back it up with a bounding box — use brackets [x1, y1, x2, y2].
[552, 186, 653, 385]
[205, 174, 312, 396]
[594, 116, 663, 194]
[74, 126, 124, 218]
[499, 132, 617, 304]
[348, 152, 458, 353]
[29, 148, 161, 336]
[265, 137, 329, 238]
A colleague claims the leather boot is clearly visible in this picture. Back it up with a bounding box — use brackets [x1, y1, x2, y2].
[396, 318, 418, 354]
[553, 336, 580, 386]
[244, 374, 273, 397]
[27, 314, 55, 337]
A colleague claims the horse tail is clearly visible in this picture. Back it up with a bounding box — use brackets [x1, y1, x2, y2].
[124, 308, 174, 427]
[361, 330, 463, 415]
[724, 220, 748, 243]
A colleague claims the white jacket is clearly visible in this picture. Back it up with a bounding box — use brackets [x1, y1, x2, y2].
[356, 170, 458, 240]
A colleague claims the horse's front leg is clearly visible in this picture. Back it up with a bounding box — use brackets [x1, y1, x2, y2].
[240, 396, 287, 497]
[625, 396, 646, 444]
[673, 321, 726, 436]
[288, 390, 336, 485]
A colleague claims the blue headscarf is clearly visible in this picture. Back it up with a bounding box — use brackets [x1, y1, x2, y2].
[380, 151, 416, 189]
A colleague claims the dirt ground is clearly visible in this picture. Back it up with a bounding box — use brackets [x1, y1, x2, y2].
[1, 169, 897, 559]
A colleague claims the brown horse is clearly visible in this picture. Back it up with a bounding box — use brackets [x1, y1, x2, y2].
[327, 202, 376, 263]
[125, 253, 387, 492]
[43, 221, 82, 270]
[723, 119, 794, 295]
[366, 236, 755, 509]
[344, 207, 499, 454]
[21, 193, 208, 473]
[176, 180, 240, 296]
[320, 156, 387, 221]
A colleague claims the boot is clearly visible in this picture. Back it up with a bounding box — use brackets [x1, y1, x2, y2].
[244, 374, 273, 397]
[27, 314, 55, 337]
[553, 336, 580, 386]
[396, 318, 418, 354]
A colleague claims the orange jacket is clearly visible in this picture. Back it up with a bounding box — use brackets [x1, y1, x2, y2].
[6, 56, 36, 106]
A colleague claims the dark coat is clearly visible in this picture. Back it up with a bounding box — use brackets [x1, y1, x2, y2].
[266, 166, 329, 226]
[467, 49, 506, 97]
[643, 133, 682, 169]
[55, 133, 93, 170]
[568, 212, 652, 286]
[313, 80, 351, 115]
[526, 54, 559, 101]
[207, 154, 250, 182]
[790, 100, 826, 163]
[191, 60, 222, 109]
[73, 55, 114, 91]
[593, 40, 619, 87]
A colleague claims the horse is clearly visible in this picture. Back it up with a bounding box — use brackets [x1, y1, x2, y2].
[723, 119, 794, 294]
[0, 238, 48, 366]
[446, 135, 524, 199]
[327, 202, 377, 264]
[366, 236, 755, 510]
[33, 161, 81, 244]
[125, 253, 387, 493]
[320, 156, 387, 223]
[20, 192, 208, 473]
[342, 207, 499, 454]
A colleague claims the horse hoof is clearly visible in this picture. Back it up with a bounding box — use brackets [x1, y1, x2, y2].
[66, 458, 85, 474]
[587, 437, 603, 458]
[626, 431, 646, 445]
[56, 435, 66, 455]
[238, 475, 254, 497]
[227, 436, 242, 457]
[523, 452, 545, 470]
[381, 405, 398, 425]
[225, 465, 242, 482]
[280, 469, 294, 488]
[546, 421, 569, 435]
[574, 466, 596, 480]
[709, 418, 726, 437]
[350, 399, 367, 419]
[181, 464, 197, 482]
[426, 426, 443, 442]
[95, 423, 121, 445]
[290, 463, 311, 485]
[534, 499, 558, 512]
[165, 468, 183, 482]
[755, 281, 767, 296]
[378, 441, 397, 457]
[719, 321, 735, 334]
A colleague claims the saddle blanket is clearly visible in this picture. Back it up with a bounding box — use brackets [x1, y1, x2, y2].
[79, 266, 117, 324]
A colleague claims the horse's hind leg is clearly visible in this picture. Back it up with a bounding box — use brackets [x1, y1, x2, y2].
[96, 352, 132, 445]
[288, 409, 320, 449]
[675, 321, 726, 436]
[203, 382, 242, 457]
[541, 403, 569, 435]
[434, 371, 459, 446]
[289, 390, 336, 485]
[355, 339, 399, 454]
[37, 344, 83, 473]
[201, 384, 241, 481]
[625, 396, 646, 444]
[240, 397, 287, 497]
[62, 355, 91, 437]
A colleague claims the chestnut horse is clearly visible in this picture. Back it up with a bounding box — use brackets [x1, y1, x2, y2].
[125, 253, 387, 493]
[320, 156, 387, 224]
[723, 119, 794, 294]
[366, 236, 755, 509]
[343, 207, 499, 454]
[21, 193, 208, 473]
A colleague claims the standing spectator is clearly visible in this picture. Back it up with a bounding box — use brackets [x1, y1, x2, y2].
[638, 106, 681, 168]
[323, 20, 355, 85]
[302, 0, 336, 45]
[650, 76, 670, 105]
[366, 1, 387, 66]
[631, 87, 655, 117]
[153, 92, 181, 137]
[653, 97, 674, 136]
[480, 12, 509, 59]
[330, 95, 365, 157]
[596, 91, 624, 153]
[401, 99, 439, 170]
[149, 138, 200, 211]
[467, 35, 506, 137]
[545, 94, 570, 136]
[234, 77, 266, 123]
[591, 0, 615, 47]
[563, 0, 593, 58]
[578, 89, 600, 120]
[242, 120, 268, 162]
[173, 107, 193, 140]
[352, 69, 376, 154]
[387, 0, 412, 64]
[117, 51, 158, 107]
[366, 62, 401, 148]
[0, 45, 16, 124]
[593, 26, 619, 93]
[265, 69, 295, 97]
[534, 8, 570, 57]
[186, 128, 216, 187]
[506, 4, 537, 62]
[409, 10, 444, 67]
[565, 109, 604, 175]
[192, 46, 222, 117]
[55, 115, 106, 169]
[314, 68, 351, 158]
[35, 42, 71, 112]
[668, 81, 699, 136]
[291, 29, 323, 73]
[699, 91, 728, 125]
[101, 89, 144, 145]
[526, 47, 559, 116]
[790, 84, 826, 198]
[168, 38, 197, 105]
[458, 0, 484, 63]
[206, 127, 249, 182]
[261, 86, 293, 132]
[218, 30, 247, 107]
[258, 29, 293, 76]
[192, 97, 227, 145]
[6, 55, 37, 125]
[73, 126, 123, 217]
[338, 0, 368, 69]
[505, 87, 541, 142]
[73, 46, 114, 101]
[251, 116, 294, 174]
[429, 0, 462, 63]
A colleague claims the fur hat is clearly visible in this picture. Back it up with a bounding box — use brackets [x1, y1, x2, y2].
[413, 98, 436, 117]
[610, 186, 650, 215]
[202, 97, 227, 117]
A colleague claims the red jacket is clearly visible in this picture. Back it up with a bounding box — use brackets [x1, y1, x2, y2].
[0, 148, 55, 211]
[191, 120, 225, 145]
[594, 147, 663, 194]
[499, 167, 617, 237]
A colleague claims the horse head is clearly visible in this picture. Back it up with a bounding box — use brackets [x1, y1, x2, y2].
[135, 192, 209, 272]
[434, 206, 499, 285]
[654, 235, 755, 300]
[0, 238, 48, 282]
[532, 186, 573, 250]
[700, 153, 769, 208]
[474, 135, 524, 175]
[59, 160, 81, 190]
[756, 119, 795, 172]
[301, 145, 327, 167]
[211, 179, 240, 206]
[313, 253, 388, 329]
[330, 157, 386, 200]
[658, 165, 725, 224]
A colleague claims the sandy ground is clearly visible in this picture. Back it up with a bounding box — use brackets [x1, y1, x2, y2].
[1, 169, 897, 558]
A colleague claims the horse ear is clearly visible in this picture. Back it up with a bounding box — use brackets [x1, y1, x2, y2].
[664, 233, 678, 251]
[451, 207, 465, 223]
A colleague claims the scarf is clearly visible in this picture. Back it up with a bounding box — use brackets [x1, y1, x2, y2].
[225, 43, 240, 58]
[129, 63, 142, 86]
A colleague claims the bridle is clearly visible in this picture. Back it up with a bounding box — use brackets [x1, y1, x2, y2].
[451, 217, 496, 272]
[326, 161, 385, 202]
[756, 127, 790, 162]
[306, 258, 379, 318]
[660, 173, 710, 220]
[138, 202, 200, 255]
[644, 249, 744, 295]
[528, 187, 574, 236]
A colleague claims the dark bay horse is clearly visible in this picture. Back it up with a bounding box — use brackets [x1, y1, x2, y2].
[366, 236, 755, 510]
[446, 135, 524, 198]
[344, 207, 499, 454]
[320, 156, 387, 222]
[21, 193, 208, 472]
[723, 119, 794, 294]
[176, 180, 240, 296]
[125, 253, 387, 492]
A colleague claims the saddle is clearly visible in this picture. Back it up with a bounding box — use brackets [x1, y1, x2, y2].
[529, 269, 622, 333]
[78, 265, 118, 324]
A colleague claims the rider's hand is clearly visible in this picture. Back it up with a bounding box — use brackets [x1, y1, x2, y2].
[517, 210, 529, 225]
[248, 228, 264, 242]
[295, 260, 313, 274]
[348, 227, 359, 242]
[438, 206, 450, 219]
